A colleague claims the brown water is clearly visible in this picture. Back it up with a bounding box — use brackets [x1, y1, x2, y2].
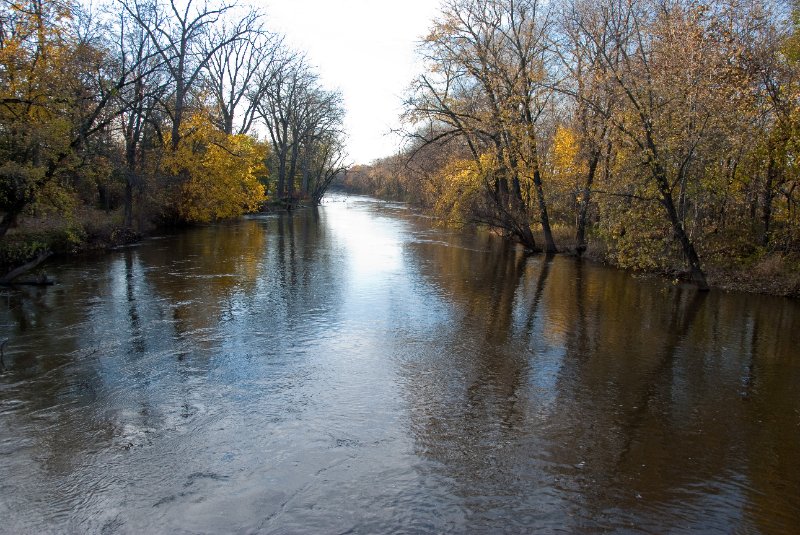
[1, 195, 799, 534]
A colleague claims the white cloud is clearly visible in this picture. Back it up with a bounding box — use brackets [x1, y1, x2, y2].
[263, 0, 440, 164]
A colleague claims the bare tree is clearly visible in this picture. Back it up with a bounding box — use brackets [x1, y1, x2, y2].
[202, 11, 281, 135]
[293, 87, 345, 196]
[119, 0, 248, 149]
[297, 89, 348, 203]
[254, 52, 307, 201]
[113, 5, 170, 228]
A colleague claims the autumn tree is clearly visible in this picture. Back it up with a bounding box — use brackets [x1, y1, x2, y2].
[0, 0, 350, 283]
[163, 112, 266, 221]
[564, 0, 764, 289]
[554, 0, 618, 254]
[119, 0, 250, 150]
[344, 0, 799, 290]
[0, 0, 147, 239]
[405, 0, 558, 253]
[740, 2, 800, 249]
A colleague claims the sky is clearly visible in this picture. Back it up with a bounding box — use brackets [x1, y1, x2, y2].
[263, 0, 441, 165]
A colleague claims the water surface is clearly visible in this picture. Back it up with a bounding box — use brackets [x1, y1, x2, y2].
[1, 196, 799, 533]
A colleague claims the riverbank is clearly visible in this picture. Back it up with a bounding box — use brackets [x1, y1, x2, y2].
[706, 260, 800, 298]
[363, 200, 800, 298]
[350, 194, 800, 298]
[571, 237, 800, 298]
[0, 201, 323, 282]
[0, 208, 143, 282]
[3, 195, 798, 297]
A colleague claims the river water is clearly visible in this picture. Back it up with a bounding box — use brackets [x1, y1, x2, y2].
[1, 196, 799, 533]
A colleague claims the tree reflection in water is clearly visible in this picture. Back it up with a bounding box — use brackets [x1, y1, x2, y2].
[0, 197, 798, 533]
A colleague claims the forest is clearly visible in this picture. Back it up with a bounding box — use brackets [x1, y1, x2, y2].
[343, 0, 800, 295]
[0, 0, 346, 281]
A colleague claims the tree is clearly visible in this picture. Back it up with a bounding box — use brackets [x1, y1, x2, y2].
[0, 0, 141, 240]
[556, 0, 617, 254]
[294, 87, 346, 201]
[255, 55, 347, 203]
[163, 112, 266, 221]
[307, 131, 348, 204]
[741, 2, 800, 248]
[113, 4, 170, 229]
[566, 0, 757, 289]
[405, 0, 558, 253]
[255, 52, 305, 201]
[119, 0, 248, 150]
[202, 15, 280, 136]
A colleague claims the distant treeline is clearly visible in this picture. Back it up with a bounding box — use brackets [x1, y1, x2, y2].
[0, 0, 346, 276]
[343, 0, 800, 294]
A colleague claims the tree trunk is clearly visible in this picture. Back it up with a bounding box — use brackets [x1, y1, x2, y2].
[301, 146, 311, 196]
[124, 173, 134, 229]
[576, 150, 600, 255]
[494, 144, 509, 197]
[123, 134, 138, 230]
[287, 142, 299, 200]
[172, 80, 185, 151]
[517, 224, 539, 253]
[277, 147, 287, 200]
[653, 167, 709, 290]
[762, 156, 776, 248]
[222, 108, 233, 136]
[0, 251, 52, 284]
[532, 166, 557, 254]
[641, 127, 708, 290]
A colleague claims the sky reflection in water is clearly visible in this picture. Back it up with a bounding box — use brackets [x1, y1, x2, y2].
[1, 196, 799, 533]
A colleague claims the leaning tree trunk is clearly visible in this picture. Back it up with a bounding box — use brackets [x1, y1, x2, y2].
[642, 129, 709, 290]
[653, 167, 709, 291]
[490, 163, 539, 252]
[0, 251, 52, 285]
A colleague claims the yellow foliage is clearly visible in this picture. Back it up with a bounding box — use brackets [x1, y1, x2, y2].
[0, 1, 87, 218]
[164, 114, 267, 222]
[550, 125, 582, 179]
[545, 125, 587, 224]
[429, 156, 488, 223]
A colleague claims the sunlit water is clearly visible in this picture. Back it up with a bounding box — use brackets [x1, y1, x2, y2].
[1, 196, 799, 533]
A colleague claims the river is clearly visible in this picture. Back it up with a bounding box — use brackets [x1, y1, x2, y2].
[1, 195, 799, 533]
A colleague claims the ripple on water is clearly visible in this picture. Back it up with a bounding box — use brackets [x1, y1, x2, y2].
[0, 197, 799, 533]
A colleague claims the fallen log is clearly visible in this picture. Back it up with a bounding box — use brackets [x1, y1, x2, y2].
[0, 251, 53, 285]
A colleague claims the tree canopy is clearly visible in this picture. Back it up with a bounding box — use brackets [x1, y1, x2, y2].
[344, 0, 800, 292]
[0, 0, 349, 276]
